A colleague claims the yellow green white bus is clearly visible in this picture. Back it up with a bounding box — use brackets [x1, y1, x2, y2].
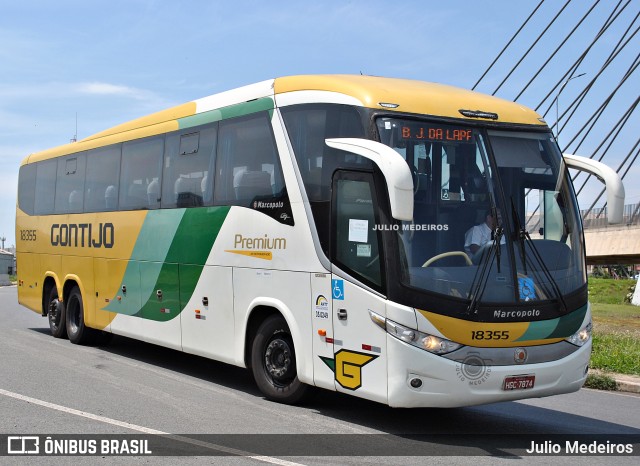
[16, 75, 624, 407]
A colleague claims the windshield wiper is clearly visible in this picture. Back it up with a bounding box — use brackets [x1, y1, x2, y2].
[493, 224, 503, 273]
[467, 206, 502, 315]
[466, 242, 495, 315]
[509, 197, 567, 313]
[511, 198, 527, 275]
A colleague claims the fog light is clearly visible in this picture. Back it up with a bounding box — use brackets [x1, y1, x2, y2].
[410, 378, 422, 388]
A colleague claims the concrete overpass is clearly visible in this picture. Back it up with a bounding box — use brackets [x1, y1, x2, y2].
[582, 204, 640, 265]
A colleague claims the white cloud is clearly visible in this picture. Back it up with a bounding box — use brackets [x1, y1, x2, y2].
[76, 82, 151, 100]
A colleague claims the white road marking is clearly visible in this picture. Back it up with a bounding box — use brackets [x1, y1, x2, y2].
[0, 388, 165, 434]
[0, 388, 305, 465]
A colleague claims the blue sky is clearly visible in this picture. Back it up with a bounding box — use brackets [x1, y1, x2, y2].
[1, 0, 638, 247]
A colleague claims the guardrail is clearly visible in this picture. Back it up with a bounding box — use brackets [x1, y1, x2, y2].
[581, 203, 640, 229]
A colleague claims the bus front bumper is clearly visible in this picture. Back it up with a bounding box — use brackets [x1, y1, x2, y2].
[386, 335, 591, 408]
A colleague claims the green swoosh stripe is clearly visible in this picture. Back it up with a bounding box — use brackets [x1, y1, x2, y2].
[515, 304, 588, 341]
[109, 206, 230, 320]
[178, 98, 274, 130]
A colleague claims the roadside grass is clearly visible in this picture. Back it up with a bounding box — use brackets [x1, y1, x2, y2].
[588, 279, 640, 377]
[588, 278, 635, 304]
[584, 373, 618, 391]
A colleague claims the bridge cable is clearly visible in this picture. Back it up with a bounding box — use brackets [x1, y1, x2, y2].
[542, 16, 639, 132]
[514, 0, 600, 101]
[535, 0, 631, 112]
[561, 51, 640, 163]
[526, 96, 638, 226]
[556, 25, 640, 140]
[564, 52, 640, 160]
[472, 0, 545, 90]
[491, 0, 573, 96]
[572, 96, 640, 192]
[585, 142, 640, 220]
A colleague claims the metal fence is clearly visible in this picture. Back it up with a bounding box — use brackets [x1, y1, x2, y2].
[581, 203, 640, 229]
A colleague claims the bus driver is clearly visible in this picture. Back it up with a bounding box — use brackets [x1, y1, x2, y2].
[464, 209, 504, 257]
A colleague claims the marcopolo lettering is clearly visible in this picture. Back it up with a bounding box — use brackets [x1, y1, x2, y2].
[493, 309, 541, 319]
[51, 223, 114, 248]
[253, 200, 284, 209]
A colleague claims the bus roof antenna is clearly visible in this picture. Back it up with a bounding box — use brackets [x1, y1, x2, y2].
[70, 112, 78, 143]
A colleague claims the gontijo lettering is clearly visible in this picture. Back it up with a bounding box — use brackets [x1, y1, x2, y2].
[51, 223, 114, 248]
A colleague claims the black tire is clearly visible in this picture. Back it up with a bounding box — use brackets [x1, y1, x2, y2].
[47, 285, 67, 339]
[251, 315, 308, 404]
[65, 286, 97, 345]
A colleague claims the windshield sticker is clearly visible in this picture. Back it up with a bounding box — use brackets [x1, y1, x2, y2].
[356, 244, 371, 257]
[348, 219, 368, 243]
[518, 277, 537, 301]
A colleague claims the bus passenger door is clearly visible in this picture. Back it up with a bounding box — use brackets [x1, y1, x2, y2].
[330, 171, 388, 404]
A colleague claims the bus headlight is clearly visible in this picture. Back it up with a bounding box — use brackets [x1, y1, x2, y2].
[382, 317, 462, 355]
[565, 322, 592, 347]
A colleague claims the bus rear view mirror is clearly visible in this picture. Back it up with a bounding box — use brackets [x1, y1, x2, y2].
[325, 138, 414, 221]
[563, 153, 625, 224]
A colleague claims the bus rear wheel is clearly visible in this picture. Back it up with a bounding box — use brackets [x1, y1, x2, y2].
[66, 286, 98, 345]
[47, 286, 67, 339]
[251, 315, 308, 404]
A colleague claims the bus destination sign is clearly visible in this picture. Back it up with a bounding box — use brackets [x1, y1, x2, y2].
[400, 125, 472, 142]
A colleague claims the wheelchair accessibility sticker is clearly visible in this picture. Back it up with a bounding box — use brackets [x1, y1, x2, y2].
[332, 279, 344, 300]
[518, 277, 536, 301]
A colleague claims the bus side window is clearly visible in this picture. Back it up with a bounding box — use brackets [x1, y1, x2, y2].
[18, 164, 37, 215]
[162, 124, 217, 209]
[85, 145, 121, 212]
[54, 154, 86, 214]
[214, 112, 285, 207]
[34, 160, 57, 215]
[119, 136, 163, 210]
[333, 175, 382, 289]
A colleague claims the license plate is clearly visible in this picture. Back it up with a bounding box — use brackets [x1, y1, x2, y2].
[502, 374, 535, 391]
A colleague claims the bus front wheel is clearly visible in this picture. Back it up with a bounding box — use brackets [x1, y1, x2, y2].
[47, 286, 67, 339]
[251, 315, 308, 404]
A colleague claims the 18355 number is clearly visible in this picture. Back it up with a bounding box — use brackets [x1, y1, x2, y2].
[471, 330, 510, 340]
[20, 229, 37, 241]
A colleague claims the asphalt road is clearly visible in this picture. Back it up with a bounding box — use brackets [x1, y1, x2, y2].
[1, 285, 638, 465]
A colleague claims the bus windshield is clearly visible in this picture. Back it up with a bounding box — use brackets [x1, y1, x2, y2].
[377, 117, 586, 307]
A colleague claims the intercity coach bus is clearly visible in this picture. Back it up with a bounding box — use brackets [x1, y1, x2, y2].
[16, 75, 624, 407]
